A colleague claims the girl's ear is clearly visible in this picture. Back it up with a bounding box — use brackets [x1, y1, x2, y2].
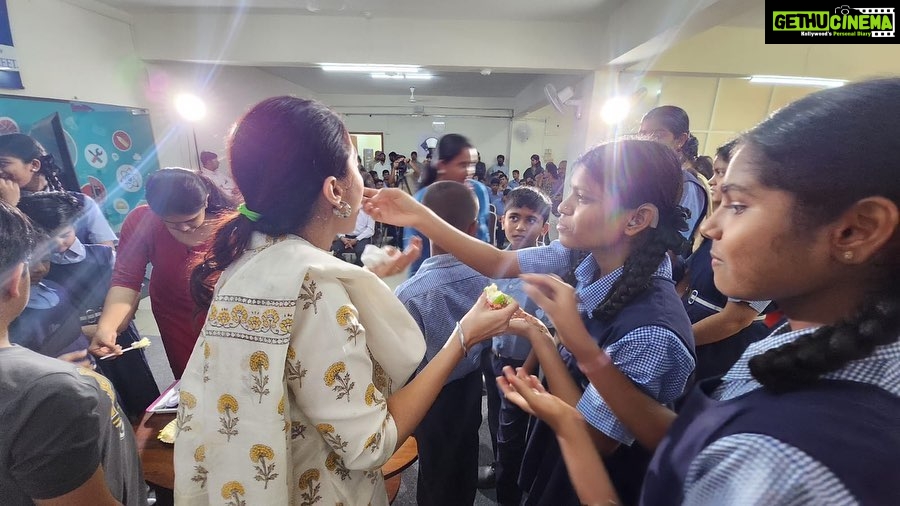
[624, 203, 660, 236]
[3, 262, 27, 299]
[830, 196, 899, 264]
[321, 176, 342, 207]
[30, 159, 41, 173]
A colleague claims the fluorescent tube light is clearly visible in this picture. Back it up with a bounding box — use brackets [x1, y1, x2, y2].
[370, 73, 434, 80]
[320, 63, 421, 73]
[749, 75, 847, 88]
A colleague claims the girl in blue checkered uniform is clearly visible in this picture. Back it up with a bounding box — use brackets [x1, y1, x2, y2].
[496, 77, 900, 505]
[365, 138, 697, 505]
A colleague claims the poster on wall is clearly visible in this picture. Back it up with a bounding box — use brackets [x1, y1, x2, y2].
[0, 0, 22, 89]
[0, 94, 160, 231]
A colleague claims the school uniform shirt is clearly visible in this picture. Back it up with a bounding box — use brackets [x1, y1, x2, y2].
[518, 241, 695, 443]
[671, 325, 900, 505]
[405, 180, 492, 273]
[395, 254, 489, 383]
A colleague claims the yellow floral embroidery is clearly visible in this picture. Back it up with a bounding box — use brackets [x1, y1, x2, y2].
[363, 432, 382, 453]
[176, 390, 196, 433]
[300, 273, 323, 314]
[335, 306, 353, 326]
[203, 341, 211, 383]
[249, 351, 271, 403]
[298, 468, 322, 505]
[287, 346, 296, 360]
[336, 305, 362, 346]
[324, 361, 355, 402]
[221, 481, 246, 506]
[367, 348, 392, 395]
[364, 383, 385, 409]
[279, 318, 293, 334]
[316, 423, 349, 452]
[191, 445, 208, 488]
[277, 397, 285, 415]
[250, 444, 279, 489]
[217, 394, 240, 441]
[325, 452, 351, 481]
[231, 304, 249, 324]
[216, 309, 231, 326]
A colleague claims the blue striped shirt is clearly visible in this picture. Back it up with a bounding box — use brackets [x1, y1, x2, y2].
[683, 325, 900, 505]
[395, 254, 489, 383]
[517, 241, 695, 445]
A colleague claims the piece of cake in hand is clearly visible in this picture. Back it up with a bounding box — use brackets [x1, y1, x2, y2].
[484, 283, 515, 309]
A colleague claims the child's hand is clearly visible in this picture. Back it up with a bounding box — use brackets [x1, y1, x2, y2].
[519, 273, 589, 345]
[508, 310, 557, 347]
[89, 327, 122, 358]
[362, 187, 426, 227]
[57, 349, 93, 368]
[0, 178, 21, 206]
[496, 366, 583, 431]
[458, 293, 519, 349]
[366, 236, 422, 278]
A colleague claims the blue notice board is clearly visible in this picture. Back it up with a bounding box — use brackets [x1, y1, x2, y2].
[0, 94, 160, 231]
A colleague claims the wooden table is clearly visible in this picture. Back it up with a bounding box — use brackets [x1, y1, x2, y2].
[134, 412, 418, 501]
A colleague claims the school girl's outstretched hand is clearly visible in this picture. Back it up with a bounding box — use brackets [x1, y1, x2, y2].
[458, 293, 520, 350]
[497, 366, 580, 430]
[520, 273, 596, 357]
[362, 187, 426, 227]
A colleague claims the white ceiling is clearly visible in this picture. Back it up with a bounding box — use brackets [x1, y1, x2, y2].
[262, 67, 583, 97]
[95, 0, 621, 22]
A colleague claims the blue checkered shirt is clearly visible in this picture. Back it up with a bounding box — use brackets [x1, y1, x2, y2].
[517, 241, 695, 445]
[395, 254, 489, 383]
[680, 325, 900, 505]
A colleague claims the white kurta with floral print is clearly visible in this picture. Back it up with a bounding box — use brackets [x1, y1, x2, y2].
[174, 233, 425, 506]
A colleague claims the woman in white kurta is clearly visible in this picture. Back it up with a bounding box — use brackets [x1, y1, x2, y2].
[173, 96, 518, 505]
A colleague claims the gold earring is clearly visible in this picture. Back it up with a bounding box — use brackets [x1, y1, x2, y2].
[843, 251, 854, 261]
[333, 201, 352, 219]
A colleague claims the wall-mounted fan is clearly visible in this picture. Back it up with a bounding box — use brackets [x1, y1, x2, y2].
[514, 123, 532, 143]
[544, 84, 582, 119]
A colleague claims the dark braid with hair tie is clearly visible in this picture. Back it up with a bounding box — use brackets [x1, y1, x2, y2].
[39, 154, 66, 191]
[592, 208, 689, 321]
[750, 293, 900, 393]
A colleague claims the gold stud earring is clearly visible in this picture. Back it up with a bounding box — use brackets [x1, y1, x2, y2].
[843, 251, 854, 261]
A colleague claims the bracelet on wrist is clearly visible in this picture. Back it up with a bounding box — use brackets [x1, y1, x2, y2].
[576, 350, 612, 376]
[455, 321, 468, 357]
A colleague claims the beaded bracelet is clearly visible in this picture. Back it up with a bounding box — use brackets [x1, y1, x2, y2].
[455, 321, 468, 357]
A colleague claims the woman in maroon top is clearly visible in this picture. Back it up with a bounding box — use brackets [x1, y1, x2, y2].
[89, 168, 234, 378]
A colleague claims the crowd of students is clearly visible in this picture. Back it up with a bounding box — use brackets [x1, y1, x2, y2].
[0, 77, 897, 505]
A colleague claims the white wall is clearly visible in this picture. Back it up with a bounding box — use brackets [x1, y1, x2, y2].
[340, 114, 511, 173]
[143, 63, 318, 169]
[5, 0, 143, 106]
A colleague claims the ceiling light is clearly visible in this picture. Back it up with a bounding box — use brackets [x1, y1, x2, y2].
[371, 73, 405, 80]
[320, 63, 421, 73]
[370, 73, 434, 80]
[600, 96, 631, 125]
[749, 75, 847, 88]
[174, 93, 206, 122]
